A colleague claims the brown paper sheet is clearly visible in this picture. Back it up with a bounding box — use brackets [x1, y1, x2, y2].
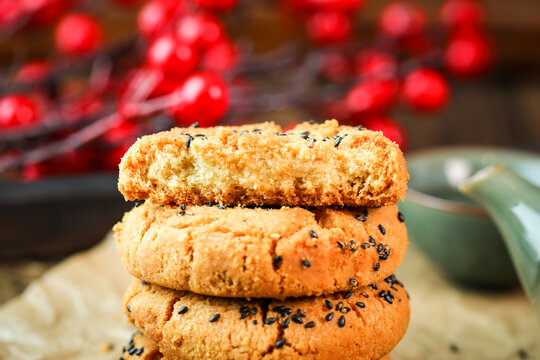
[0, 234, 539, 360]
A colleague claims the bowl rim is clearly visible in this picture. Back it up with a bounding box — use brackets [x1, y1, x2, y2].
[404, 146, 540, 216]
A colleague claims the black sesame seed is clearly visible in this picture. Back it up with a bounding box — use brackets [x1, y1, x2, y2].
[349, 278, 359, 287]
[304, 321, 316, 328]
[178, 306, 188, 315]
[337, 241, 347, 250]
[179, 204, 186, 210]
[127, 305, 131, 313]
[378, 224, 386, 235]
[349, 240, 357, 252]
[253, 320, 258, 325]
[135, 348, 144, 356]
[134, 200, 145, 207]
[275, 339, 287, 349]
[301, 259, 311, 268]
[335, 302, 343, 311]
[325, 300, 333, 309]
[239, 306, 249, 313]
[325, 312, 334, 321]
[191, 122, 199, 128]
[128, 347, 137, 355]
[357, 125, 365, 130]
[384, 295, 393, 304]
[369, 284, 378, 290]
[356, 302, 365, 308]
[308, 119, 315, 124]
[272, 306, 285, 313]
[217, 204, 226, 209]
[185, 136, 192, 149]
[355, 215, 367, 222]
[299, 131, 310, 136]
[379, 253, 389, 260]
[338, 315, 346, 327]
[291, 314, 303, 324]
[397, 211, 405, 222]
[265, 317, 278, 325]
[282, 317, 290, 329]
[341, 307, 351, 313]
[309, 229, 318, 239]
[240, 312, 250, 319]
[141, 281, 148, 285]
[209, 314, 221, 322]
[377, 243, 384, 252]
[297, 309, 306, 317]
[251, 308, 258, 315]
[361, 242, 370, 249]
[343, 291, 352, 299]
[300, 135, 309, 140]
[177, 211, 186, 216]
[334, 136, 343, 147]
[285, 308, 293, 315]
[273, 255, 283, 267]
[363, 208, 369, 216]
[368, 236, 376, 246]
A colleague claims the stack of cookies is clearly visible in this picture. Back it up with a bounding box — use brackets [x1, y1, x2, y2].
[114, 120, 410, 360]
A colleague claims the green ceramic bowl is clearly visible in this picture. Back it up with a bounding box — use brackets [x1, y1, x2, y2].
[399, 147, 540, 289]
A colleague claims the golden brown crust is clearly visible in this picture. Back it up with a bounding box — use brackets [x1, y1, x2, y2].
[123, 277, 409, 360]
[120, 332, 392, 360]
[114, 202, 407, 299]
[118, 120, 408, 207]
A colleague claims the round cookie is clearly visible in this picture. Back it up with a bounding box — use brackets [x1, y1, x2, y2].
[123, 276, 409, 360]
[120, 333, 393, 360]
[114, 202, 408, 298]
[118, 120, 408, 208]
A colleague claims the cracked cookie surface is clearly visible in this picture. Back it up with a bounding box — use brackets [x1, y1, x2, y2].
[123, 276, 409, 360]
[118, 120, 408, 207]
[114, 202, 407, 298]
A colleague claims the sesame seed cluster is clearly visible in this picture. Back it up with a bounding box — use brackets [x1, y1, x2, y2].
[116, 120, 410, 360]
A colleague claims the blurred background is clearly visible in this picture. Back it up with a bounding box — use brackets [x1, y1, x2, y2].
[0, 0, 539, 304]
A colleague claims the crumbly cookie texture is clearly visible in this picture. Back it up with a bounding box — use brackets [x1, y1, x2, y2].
[114, 202, 407, 299]
[120, 332, 392, 360]
[118, 120, 408, 207]
[120, 332, 163, 360]
[123, 276, 409, 360]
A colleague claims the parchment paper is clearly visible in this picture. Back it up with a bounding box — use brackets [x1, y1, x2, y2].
[0, 234, 539, 360]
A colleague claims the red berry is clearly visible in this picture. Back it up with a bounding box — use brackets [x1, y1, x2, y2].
[354, 49, 396, 79]
[147, 34, 199, 78]
[202, 39, 238, 73]
[444, 30, 491, 77]
[176, 14, 226, 50]
[137, 0, 180, 38]
[439, 0, 484, 31]
[402, 68, 449, 113]
[321, 51, 351, 82]
[170, 71, 230, 127]
[288, 0, 365, 13]
[23, 149, 96, 180]
[363, 117, 407, 150]
[0, 2, 24, 29]
[0, 95, 41, 128]
[54, 13, 103, 55]
[61, 92, 104, 123]
[194, 0, 239, 12]
[306, 10, 351, 45]
[345, 79, 397, 115]
[283, 123, 298, 132]
[379, 2, 425, 38]
[14, 61, 50, 83]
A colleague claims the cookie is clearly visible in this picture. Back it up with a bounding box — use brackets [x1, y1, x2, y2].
[118, 120, 408, 207]
[114, 202, 407, 298]
[120, 332, 163, 360]
[120, 332, 393, 360]
[123, 275, 409, 360]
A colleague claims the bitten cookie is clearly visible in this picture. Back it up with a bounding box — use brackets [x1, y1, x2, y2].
[123, 276, 409, 360]
[120, 332, 392, 360]
[114, 202, 407, 298]
[118, 120, 408, 207]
